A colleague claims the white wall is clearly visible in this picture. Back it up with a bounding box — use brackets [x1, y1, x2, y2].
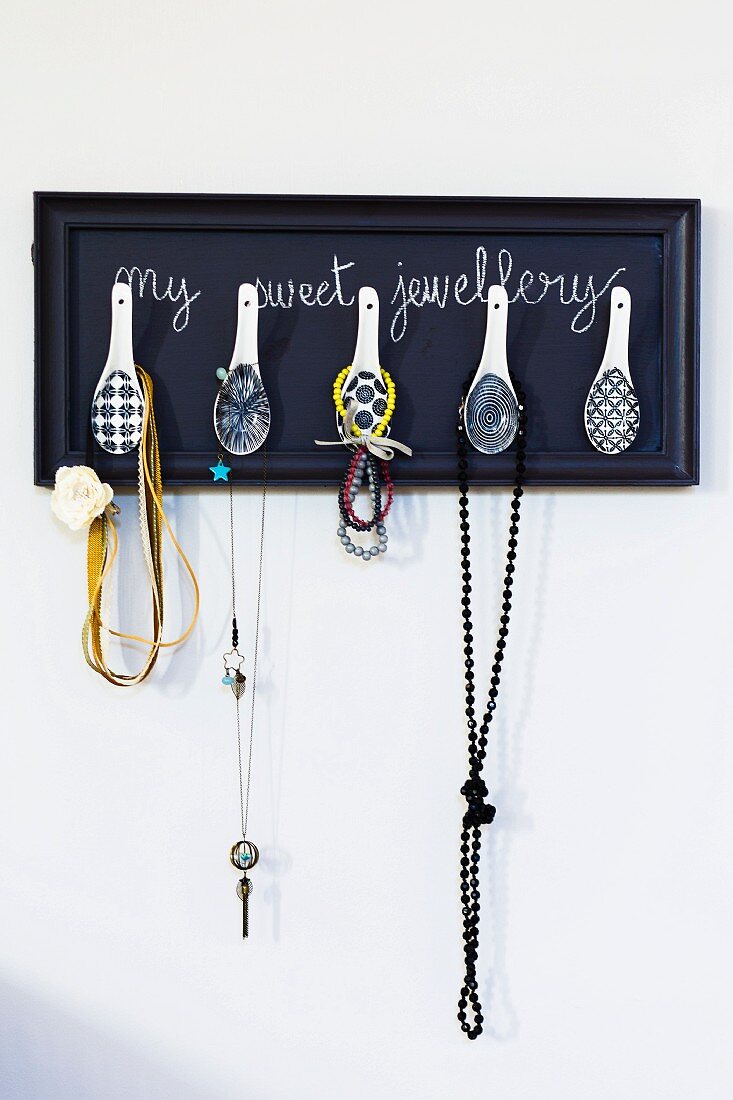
[1, 2, 731, 1097]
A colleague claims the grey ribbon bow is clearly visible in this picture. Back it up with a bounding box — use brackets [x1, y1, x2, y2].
[315, 403, 413, 461]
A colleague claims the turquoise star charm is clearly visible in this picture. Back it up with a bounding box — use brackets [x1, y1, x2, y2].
[209, 459, 231, 482]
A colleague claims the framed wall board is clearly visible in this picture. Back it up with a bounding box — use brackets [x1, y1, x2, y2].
[33, 193, 700, 486]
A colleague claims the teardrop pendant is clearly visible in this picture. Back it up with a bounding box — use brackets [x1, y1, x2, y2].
[231, 671, 246, 700]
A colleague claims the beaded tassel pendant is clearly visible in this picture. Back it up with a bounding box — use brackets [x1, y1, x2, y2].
[231, 840, 259, 938]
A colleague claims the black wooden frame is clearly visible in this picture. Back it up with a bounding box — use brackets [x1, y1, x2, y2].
[33, 193, 700, 487]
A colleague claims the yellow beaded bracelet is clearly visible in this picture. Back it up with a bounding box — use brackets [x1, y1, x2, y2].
[332, 365, 396, 438]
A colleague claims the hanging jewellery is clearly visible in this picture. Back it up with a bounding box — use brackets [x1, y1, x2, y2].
[316, 364, 412, 559]
[212, 282, 269, 937]
[455, 372, 527, 1040]
[83, 283, 199, 686]
[217, 452, 267, 938]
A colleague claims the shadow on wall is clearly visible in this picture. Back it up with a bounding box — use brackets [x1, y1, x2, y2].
[0, 979, 225, 1100]
[481, 492, 555, 1040]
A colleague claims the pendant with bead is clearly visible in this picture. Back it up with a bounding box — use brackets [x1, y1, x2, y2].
[222, 649, 246, 698]
[231, 840, 259, 938]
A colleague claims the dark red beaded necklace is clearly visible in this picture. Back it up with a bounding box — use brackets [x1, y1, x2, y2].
[338, 445, 394, 532]
[456, 374, 527, 1040]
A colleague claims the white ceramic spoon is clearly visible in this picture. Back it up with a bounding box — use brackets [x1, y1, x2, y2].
[584, 286, 640, 454]
[464, 285, 519, 454]
[214, 282, 271, 455]
[91, 282, 145, 454]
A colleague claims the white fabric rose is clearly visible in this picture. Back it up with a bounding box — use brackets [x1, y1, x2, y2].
[51, 465, 114, 531]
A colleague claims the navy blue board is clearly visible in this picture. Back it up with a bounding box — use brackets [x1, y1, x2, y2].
[34, 194, 699, 486]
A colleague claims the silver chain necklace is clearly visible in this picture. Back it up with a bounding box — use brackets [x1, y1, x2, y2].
[221, 451, 268, 937]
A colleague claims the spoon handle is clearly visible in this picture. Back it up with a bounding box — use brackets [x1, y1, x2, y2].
[228, 283, 260, 374]
[472, 284, 513, 392]
[593, 286, 632, 383]
[103, 282, 135, 379]
[341, 286, 380, 398]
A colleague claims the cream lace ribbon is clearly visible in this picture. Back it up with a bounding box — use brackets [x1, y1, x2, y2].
[315, 403, 413, 461]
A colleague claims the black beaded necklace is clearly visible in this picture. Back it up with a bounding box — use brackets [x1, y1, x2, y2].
[456, 373, 527, 1041]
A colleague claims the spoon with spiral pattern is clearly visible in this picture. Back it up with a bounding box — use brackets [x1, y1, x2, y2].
[464, 285, 519, 454]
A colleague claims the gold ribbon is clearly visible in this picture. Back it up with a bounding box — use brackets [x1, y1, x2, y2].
[315, 403, 413, 461]
[83, 366, 200, 687]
